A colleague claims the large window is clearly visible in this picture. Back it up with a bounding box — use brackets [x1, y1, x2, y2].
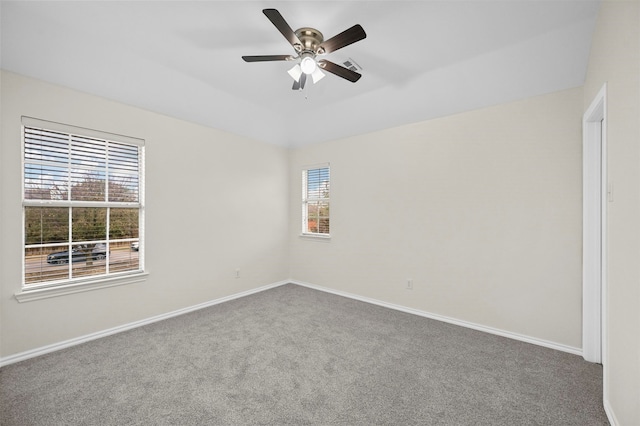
[22, 117, 144, 288]
[302, 165, 330, 236]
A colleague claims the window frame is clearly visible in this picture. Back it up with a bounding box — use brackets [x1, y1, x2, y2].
[301, 163, 330, 239]
[18, 117, 146, 300]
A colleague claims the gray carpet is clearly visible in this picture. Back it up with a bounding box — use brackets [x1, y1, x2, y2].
[1, 284, 608, 425]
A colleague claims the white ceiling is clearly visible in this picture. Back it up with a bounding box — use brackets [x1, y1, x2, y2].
[1, 1, 600, 147]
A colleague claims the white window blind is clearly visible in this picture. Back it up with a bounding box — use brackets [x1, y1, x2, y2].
[302, 165, 330, 236]
[22, 118, 144, 288]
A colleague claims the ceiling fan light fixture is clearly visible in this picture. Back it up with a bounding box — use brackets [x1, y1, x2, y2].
[300, 55, 317, 75]
[311, 67, 325, 84]
[287, 64, 302, 82]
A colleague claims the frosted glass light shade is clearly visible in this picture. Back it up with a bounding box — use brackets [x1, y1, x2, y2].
[300, 56, 317, 74]
[288, 64, 302, 82]
[311, 67, 325, 84]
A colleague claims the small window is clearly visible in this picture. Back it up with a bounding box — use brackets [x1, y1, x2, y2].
[22, 117, 144, 288]
[302, 165, 330, 236]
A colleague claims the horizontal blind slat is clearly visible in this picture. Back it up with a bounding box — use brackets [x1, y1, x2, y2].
[22, 116, 144, 147]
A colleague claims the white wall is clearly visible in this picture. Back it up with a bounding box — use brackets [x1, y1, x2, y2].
[289, 87, 584, 351]
[583, 1, 640, 424]
[0, 71, 290, 358]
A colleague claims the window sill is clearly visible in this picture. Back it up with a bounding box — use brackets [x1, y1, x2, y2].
[14, 272, 148, 303]
[299, 233, 331, 241]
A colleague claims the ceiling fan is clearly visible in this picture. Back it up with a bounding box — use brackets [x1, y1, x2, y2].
[242, 9, 367, 90]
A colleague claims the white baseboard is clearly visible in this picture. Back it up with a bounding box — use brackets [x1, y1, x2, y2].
[0, 278, 583, 367]
[603, 399, 619, 426]
[4, 279, 610, 421]
[0, 280, 289, 367]
[290, 280, 583, 357]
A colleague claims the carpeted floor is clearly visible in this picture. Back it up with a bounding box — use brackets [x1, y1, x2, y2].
[0, 284, 608, 425]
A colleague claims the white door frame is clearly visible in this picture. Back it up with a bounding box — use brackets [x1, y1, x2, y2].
[582, 83, 607, 366]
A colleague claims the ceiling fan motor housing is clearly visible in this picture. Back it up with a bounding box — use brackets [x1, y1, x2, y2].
[295, 27, 324, 55]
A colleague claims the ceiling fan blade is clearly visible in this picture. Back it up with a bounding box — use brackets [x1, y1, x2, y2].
[242, 55, 294, 62]
[316, 24, 366, 55]
[318, 60, 362, 82]
[292, 72, 307, 90]
[300, 73, 307, 90]
[263, 9, 303, 51]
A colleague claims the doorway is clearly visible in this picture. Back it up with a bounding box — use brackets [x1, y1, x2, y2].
[582, 84, 607, 365]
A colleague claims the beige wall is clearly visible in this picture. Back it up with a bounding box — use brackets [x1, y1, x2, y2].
[3, 5, 638, 419]
[289, 87, 584, 350]
[1, 72, 586, 359]
[0, 71, 290, 357]
[583, 1, 640, 424]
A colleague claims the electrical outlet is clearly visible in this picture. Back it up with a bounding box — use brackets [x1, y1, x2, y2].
[235, 268, 240, 279]
[406, 279, 413, 290]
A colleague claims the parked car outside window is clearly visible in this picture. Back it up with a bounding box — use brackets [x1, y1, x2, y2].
[46, 243, 108, 265]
